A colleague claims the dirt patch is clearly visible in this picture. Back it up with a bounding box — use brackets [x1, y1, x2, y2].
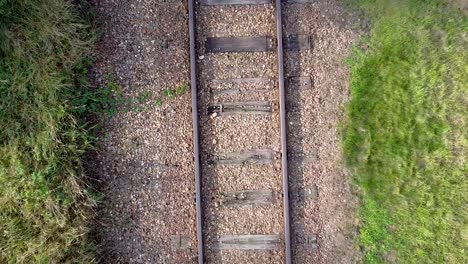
[89, 0, 197, 263]
[449, 0, 468, 13]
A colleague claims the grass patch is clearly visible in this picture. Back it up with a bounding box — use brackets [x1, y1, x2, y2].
[0, 0, 97, 262]
[74, 72, 189, 115]
[344, 0, 467, 263]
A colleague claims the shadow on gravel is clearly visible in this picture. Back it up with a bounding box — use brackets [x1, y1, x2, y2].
[283, 4, 318, 263]
[198, 112, 223, 262]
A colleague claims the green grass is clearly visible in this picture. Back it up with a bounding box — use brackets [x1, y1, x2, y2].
[344, 0, 467, 263]
[74, 75, 189, 114]
[0, 0, 97, 262]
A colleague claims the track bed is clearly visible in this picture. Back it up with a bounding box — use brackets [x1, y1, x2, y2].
[189, 0, 330, 263]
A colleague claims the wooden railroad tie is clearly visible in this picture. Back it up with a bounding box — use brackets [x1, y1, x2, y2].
[208, 149, 277, 165]
[210, 77, 272, 84]
[287, 151, 317, 162]
[221, 189, 275, 207]
[286, 76, 313, 90]
[284, 34, 312, 50]
[207, 101, 275, 116]
[213, 234, 281, 250]
[295, 233, 318, 249]
[290, 185, 319, 202]
[171, 234, 191, 250]
[284, 0, 316, 3]
[199, 0, 272, 5]
[206, 36, 275, 53]
[285, 101, 302, 113]
[205, 35, 312, 54]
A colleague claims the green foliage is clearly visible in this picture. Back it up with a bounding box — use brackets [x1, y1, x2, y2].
[130, 83, 188, 111]
[155, 97, 163, 107]
[175, 83, 188, 95]
[162, 83, 187, 100]
[344, 0, 467, 263]
[147, 83, 189, 108]
[74, 81, 189, 115]
[69, 66, 189, 116]
[67, 67, 126, 118]
[138, 90, 153, 104]
[0, 0, 188, 262]
[0, 0, 97, 262]
[163, 88, 177, 99]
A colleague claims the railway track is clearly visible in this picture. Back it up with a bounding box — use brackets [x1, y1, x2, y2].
[189, 0, 316, 263]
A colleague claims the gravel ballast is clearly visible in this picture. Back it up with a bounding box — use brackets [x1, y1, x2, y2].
[196, 2, 286, 263]
[90, 1, 197, 263]
[283, 1, 361, 263]
[91, 0, 360, 263]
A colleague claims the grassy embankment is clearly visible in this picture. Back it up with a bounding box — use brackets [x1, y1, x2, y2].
[344, 0, 467, 263]
[0, 1, 97, 262]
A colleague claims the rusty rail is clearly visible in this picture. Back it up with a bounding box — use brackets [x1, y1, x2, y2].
[188, 0, 291, 262]
[275, 0, 292, 263]
[188, 0, 204, 262]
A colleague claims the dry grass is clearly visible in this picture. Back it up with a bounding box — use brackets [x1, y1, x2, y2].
[0, 0, 97, 262]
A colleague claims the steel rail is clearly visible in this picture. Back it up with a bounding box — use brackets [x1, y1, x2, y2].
[190, 0, 291, 263]
[188, 0, 204, 262]
[275, 0, 292, 263]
